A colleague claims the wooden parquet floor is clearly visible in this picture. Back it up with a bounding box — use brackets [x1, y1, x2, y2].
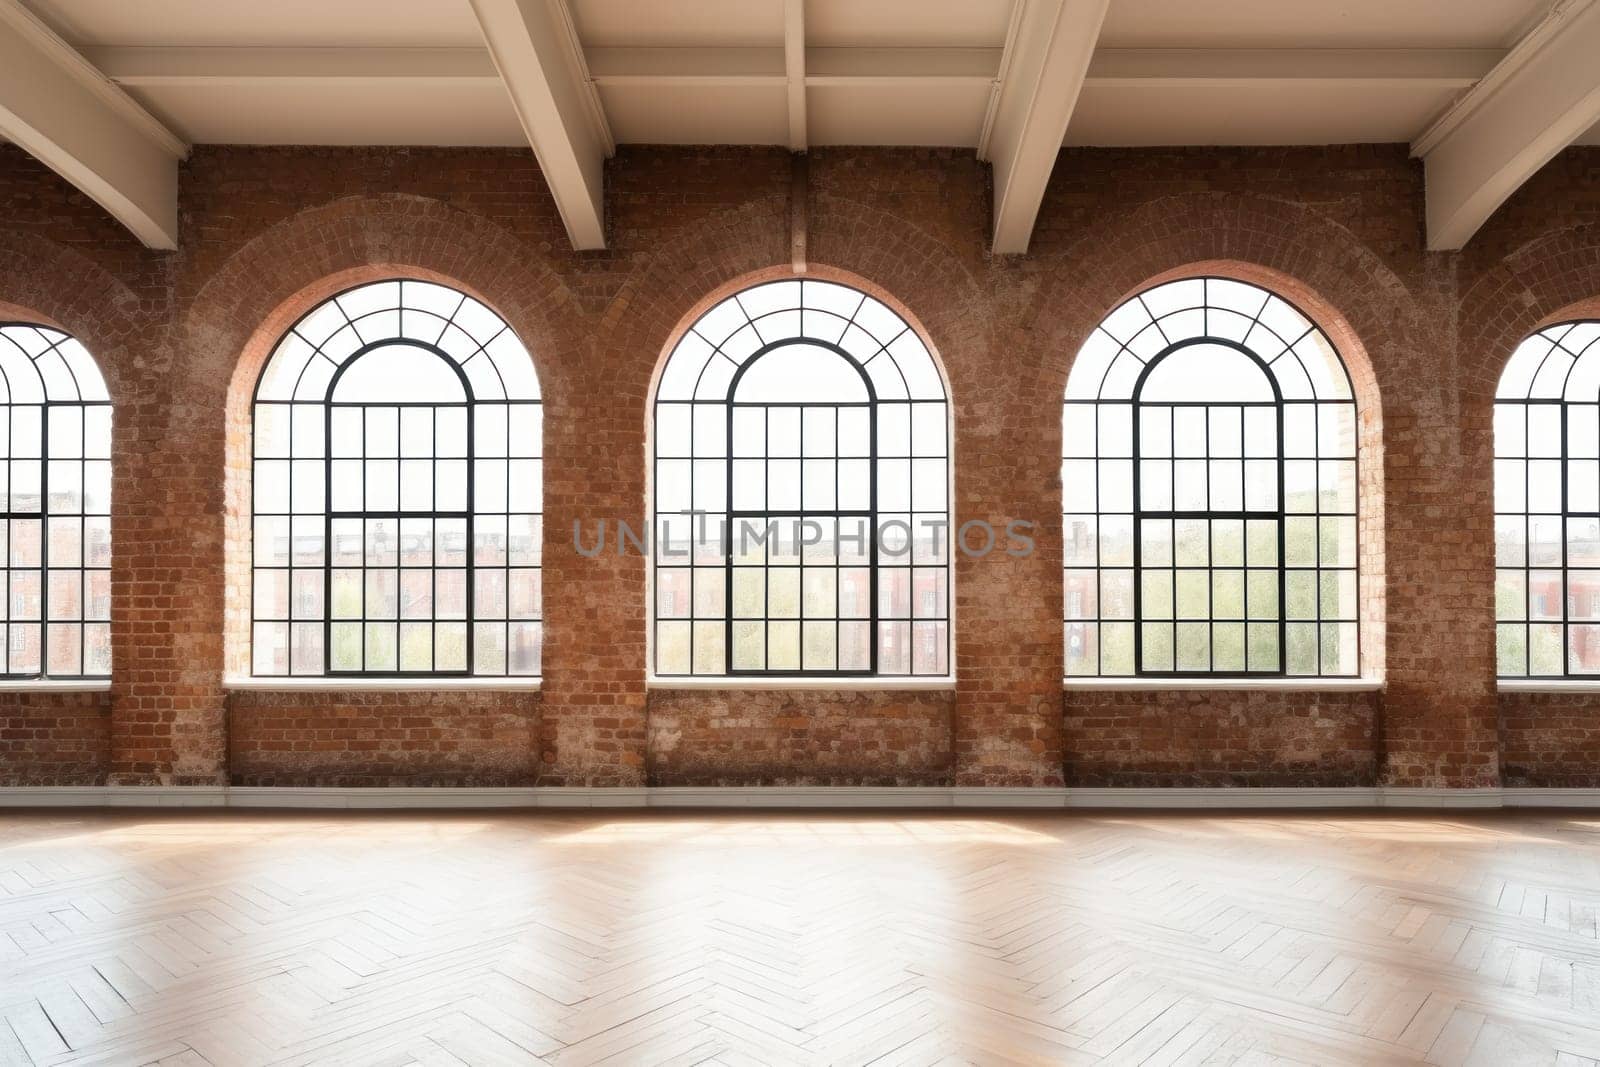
[2, 810, 1599, 1066]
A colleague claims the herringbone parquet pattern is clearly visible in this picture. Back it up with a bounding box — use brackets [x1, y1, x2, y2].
[2, 810, 1598, 1065]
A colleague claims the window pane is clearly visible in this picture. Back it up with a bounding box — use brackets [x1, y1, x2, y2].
[652, 280, 946, 677]
[1066, 278, 1361, 678]
[251, 281, 541, 678]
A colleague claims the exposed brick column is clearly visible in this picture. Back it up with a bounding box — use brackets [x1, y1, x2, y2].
[808, 155, 1068, 787]
[1022, 161, 1499, 789]
[0, 223, 192, 784]
[1460, 214, 1600, 788]
[169, 185, 583, 786]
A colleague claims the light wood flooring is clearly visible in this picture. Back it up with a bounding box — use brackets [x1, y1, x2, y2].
[2, 809, 1599, 1065]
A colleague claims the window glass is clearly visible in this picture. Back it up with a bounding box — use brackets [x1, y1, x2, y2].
[1063, 278, 1359, 678]
[251, 280, 541, 677]
[653, 279, 949, 677]
[0, 324, 112, 679]
[1496, 321, 1600, 677]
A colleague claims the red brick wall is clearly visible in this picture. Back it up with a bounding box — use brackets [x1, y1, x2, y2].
[227, 691, 539, 787]
[1063, 690, 1378, 787]
[1462, 151, 1600, 790]
[0, 692, 111, 786]
[647, 689, 954, 786]
[1500, 693, 1600, 787]
[0, 140, 1596, 790]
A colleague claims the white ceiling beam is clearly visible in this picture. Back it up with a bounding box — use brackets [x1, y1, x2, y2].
[0, 0, 186, 250]
[981, 0, 1112, 255]
[585, 46, 1001, 86]
[84, 44, 1501, 95]
[89, 46, 502, 86]
[808, 48, 999, 85]
[1413, 0, 1600, 251]
[586, 47, 785, 85]
[784, 0, 806, 152]
[1089, 48, 1498, 89]
[467, 0, 612, 250]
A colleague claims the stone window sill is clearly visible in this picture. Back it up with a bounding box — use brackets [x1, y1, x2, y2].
[1064, 677, 1385, 693]
[647, 676, 956, 692]
[1498, 679, 1600, 694]
[222, 676, 541, 693]
[0, 679, 112, 693]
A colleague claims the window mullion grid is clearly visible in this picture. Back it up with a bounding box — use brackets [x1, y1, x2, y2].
[393, 405, 401, 671]
[1131, 392, 1290, 680]
[39, 403, 49, 679]
[1204, 405, 1213, 674]
[1168, 402, 1176, 673]
[83, 402, 104, 676]
[1312, 399, 1321, 677]
[762, 405, 769, 670]
[287, 399, 303, 676]
[4, 400, 11, 678]
[1509, 399, 1546, 678]
[657, 401, 666, 674]
[1276, 396, 1288, 676]
[1238, 405, 1247, 670]
[257, 288, 537, 680]
[1563, 400, 1572, 676]
[1523, 401, 1534, 675]
[721, 400, 735, 675]
[464, 399, 476, 677]
[799, 403, 806, 671]
[723, 398, 879, 679]
[429, 405, 439, 673]
[360, 408, 369, 673]
[868, 400, 879, 677]
[911, 399, 950, 677]
[1127, 397, 1136, 678]
[321, 401, 335, 678]
[688, 395, 697, 674]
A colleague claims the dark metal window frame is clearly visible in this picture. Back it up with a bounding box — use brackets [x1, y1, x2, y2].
[1062, 277, 1361, 679]
[1130, 338, 1289, 677]
[249, 280, 542, 679]
[1494, 319, 1600, 678]
[651, 278, 951, 679]
[724, 337, 879, 676]
[0, 322, 113, 681]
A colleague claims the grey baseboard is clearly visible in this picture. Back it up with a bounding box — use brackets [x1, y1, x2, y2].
[1, 785, 1597, 809]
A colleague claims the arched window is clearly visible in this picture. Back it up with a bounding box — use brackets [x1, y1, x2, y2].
[1063, 277, 1359, 678]
[1494, 320, 1600, 678]
[652, 278, 949, 677]
[0, 323, 111, 679]
[250, 280, 541, 677]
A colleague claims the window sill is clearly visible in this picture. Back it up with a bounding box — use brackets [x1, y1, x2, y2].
[222, 676, 541, 693]
[0, 679, 112, 693]
[647, 676, 956, 692]
[1498, 679, 1600, 694]
[1064, 676, 1385, 693]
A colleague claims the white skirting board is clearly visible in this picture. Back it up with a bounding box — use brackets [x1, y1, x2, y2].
[0, 785, 1598, 809]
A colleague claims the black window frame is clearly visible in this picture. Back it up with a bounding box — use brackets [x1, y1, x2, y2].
[249, 279, 543, 679]
[651, 278, 951, 680]
[1493, 319, 1600, 679]
[1063, 276, 1362, 680]
[0, 321, 113, 682]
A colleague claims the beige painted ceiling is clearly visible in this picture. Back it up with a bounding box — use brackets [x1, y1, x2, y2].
[18, 0, 1593, 150]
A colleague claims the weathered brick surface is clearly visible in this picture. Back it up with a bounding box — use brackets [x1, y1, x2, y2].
[0, 692, 111, 786]
[647, 689, 954, 786]
[1461, 151, 1600, 791]
[0, 140, 1595, 789]
[1500, 693, 1600, 787]
[1063, 690, 1378, 787]
[228, 691, 538, 786]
